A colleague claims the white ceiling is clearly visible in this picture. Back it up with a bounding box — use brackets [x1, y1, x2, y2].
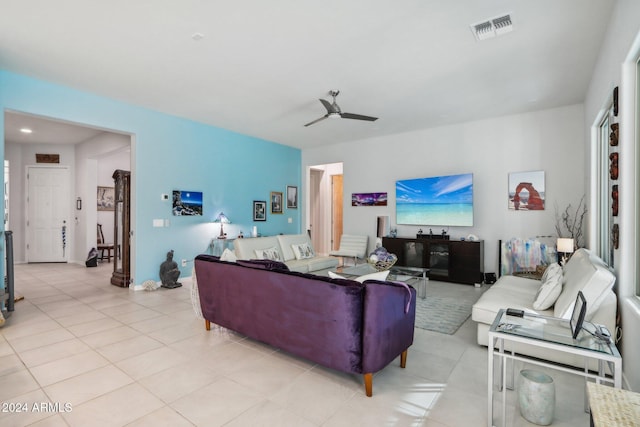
[4, 111, 106, 145]
[0, 1, 615, 149]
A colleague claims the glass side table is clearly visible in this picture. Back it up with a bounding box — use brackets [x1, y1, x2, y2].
[487, 309, 621, 427]
[210, 238, 235, 257]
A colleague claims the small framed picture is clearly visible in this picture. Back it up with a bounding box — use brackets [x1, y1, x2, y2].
[97, 186, 115, 211]
[253, 201, 267, 221]
[271, 191, 283, 214]
[286, 185, 298, 209]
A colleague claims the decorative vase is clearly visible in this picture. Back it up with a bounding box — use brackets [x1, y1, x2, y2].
[518, 369, 555, 426]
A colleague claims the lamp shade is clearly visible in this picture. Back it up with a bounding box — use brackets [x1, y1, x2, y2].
[214, 212, 230, 224]
[557, 238, 575, 253]
[213, 212, 230, 239]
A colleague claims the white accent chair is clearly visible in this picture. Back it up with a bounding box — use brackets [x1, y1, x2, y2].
[329, 234, 368, 267]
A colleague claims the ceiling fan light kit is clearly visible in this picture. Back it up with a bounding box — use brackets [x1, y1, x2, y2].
[304, 90, 378, 127]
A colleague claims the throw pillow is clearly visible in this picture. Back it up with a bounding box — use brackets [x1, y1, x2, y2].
[532, 263, 563, 310]
[220, 248, 237, 262]
[540, 263, 556, 282]
[254, 247, 282, 261]
[328, 271, 345, 280]
[292, 242, 315, 260]
[354, 270, 390, 283]
[328, 270, 390, 283]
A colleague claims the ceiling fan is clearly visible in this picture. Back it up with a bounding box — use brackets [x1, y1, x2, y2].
[304, 90, 378, 127]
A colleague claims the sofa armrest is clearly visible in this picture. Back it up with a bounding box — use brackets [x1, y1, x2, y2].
[361, 280, 416, 373]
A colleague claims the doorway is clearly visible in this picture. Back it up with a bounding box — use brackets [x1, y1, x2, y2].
[308, 162, 343, 255]
[331, 174, 343, 251]
[4, 110, 132, 266]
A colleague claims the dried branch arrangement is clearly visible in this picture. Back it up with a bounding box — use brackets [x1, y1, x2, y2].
[555, 195, 587, 249]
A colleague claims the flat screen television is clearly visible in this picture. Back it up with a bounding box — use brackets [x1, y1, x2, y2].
[396, 173, 473, 226]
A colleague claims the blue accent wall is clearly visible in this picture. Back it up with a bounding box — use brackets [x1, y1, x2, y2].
[0, 70, 301, 283]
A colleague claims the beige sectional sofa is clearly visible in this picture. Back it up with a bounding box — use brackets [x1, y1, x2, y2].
[472, 248, 617, 368]
[234, 234, 339, 273]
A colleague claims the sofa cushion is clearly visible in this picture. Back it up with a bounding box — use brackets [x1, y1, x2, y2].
[553, 248, 615, 319]
[303, 256, 340, 272]
[532, 263, 563, 310]
[491, 275, 542, 295]
[277, 234, 314, 261]
[254, 246, 282, 261]
[283, 259, 310, 273]
[472, 275, 548, 325]
[292, 242, 315, 260]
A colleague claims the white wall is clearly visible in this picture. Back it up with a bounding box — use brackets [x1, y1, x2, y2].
[302, 104, 585, 276]
[584, 0, 640, 391]
[74, 132, 130, 263]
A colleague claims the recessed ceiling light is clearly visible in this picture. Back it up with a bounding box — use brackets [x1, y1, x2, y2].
[191, 33, 204, 41]
[20, 128, 33, 134]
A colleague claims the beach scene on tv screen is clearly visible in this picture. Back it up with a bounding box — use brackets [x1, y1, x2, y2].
[396, 173, 473, 226]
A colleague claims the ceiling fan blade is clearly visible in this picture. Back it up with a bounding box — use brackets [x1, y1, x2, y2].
[319, 98, 338, 114]
[304, 115, 329, 127]
[341, 112, 378, 122]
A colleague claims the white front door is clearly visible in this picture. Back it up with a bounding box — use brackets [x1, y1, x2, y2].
[27, 166, 70, 262]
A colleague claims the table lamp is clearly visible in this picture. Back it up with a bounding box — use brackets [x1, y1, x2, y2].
[557, 238, 575, 265]
[214, 212, 230, 239]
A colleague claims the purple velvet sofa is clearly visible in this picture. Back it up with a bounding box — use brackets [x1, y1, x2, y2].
[194, 254, 416, 396]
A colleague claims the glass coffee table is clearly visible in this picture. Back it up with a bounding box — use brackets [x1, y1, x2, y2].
[335, 264, 429, 298]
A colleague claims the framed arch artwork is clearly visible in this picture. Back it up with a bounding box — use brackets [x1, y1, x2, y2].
[508, 171, 545, 211]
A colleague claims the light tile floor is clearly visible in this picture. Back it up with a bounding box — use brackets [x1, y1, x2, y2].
[0, 262, 590, 426]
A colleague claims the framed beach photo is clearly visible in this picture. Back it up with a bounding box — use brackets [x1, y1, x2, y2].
[271, 191, 283, 214]
[253, 200, 266, 221]
[286, 185, 298, 209]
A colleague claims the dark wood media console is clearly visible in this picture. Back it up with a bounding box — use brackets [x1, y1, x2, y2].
[382, 237, 484, 285]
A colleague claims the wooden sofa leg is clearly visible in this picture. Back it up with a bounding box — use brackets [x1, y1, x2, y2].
[364, 373, 373, 397]
[400, 349, 408, 368]
[205, 320, 210, 331]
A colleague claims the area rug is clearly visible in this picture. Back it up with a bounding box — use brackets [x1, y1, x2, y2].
[414, 288, 485, 335]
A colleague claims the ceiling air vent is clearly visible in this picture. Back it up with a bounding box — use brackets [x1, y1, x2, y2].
[471, 14, 513, 41]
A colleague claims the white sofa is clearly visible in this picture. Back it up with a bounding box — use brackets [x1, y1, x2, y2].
[472, 248, 617, 368]
[233, 234, 339, 273]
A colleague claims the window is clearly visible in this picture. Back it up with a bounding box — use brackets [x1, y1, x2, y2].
[636, 56, 640, 297]
[596, 105, 615, 266]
